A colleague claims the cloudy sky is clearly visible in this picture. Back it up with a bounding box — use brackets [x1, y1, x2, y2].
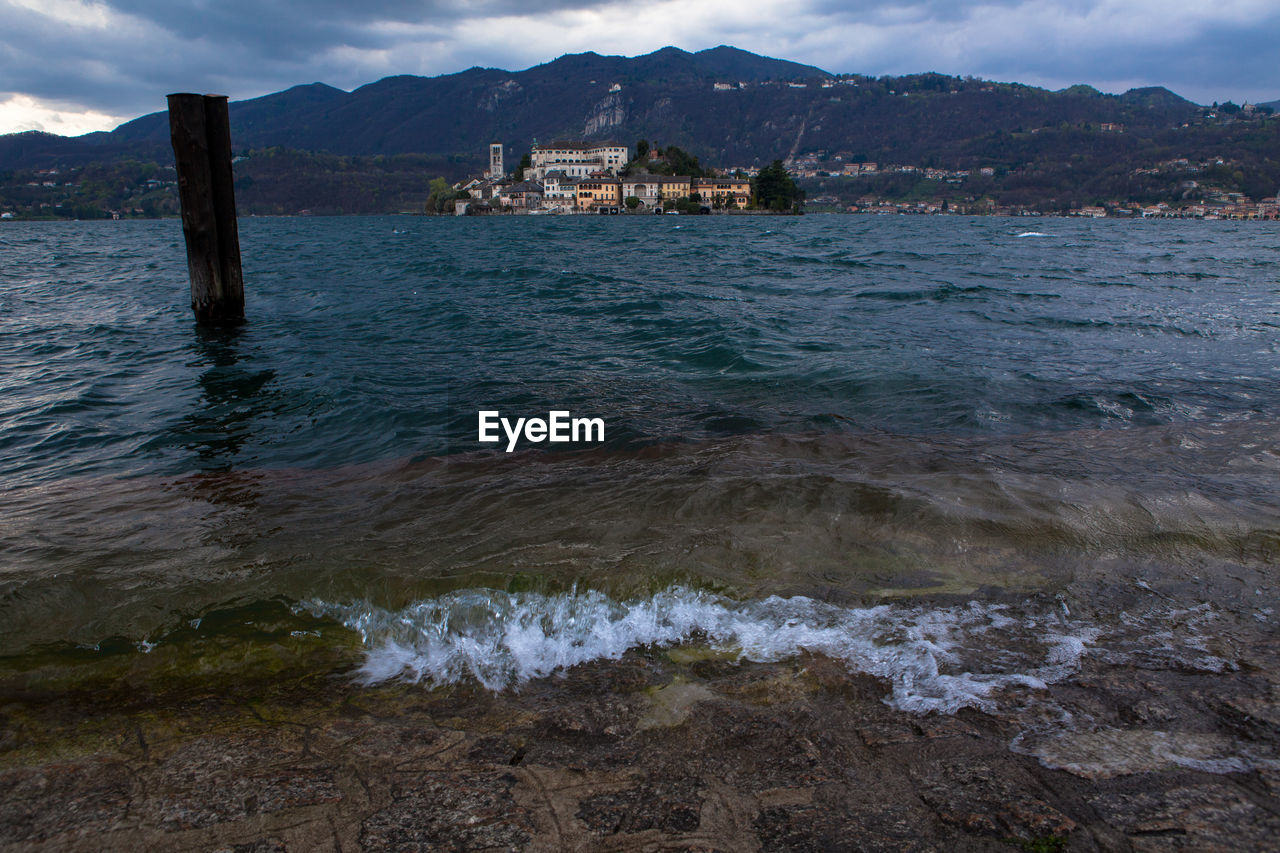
[1, 0, 1276, 136]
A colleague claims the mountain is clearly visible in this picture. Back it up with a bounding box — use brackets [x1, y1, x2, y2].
[1118, 86, 1195, 110]
[0, 47, 829, 169]
[0, 46, 1206, 172]
[110, 82, 348, 145]
[115, 46, 832, 159]
[4, 46, 1278, 216]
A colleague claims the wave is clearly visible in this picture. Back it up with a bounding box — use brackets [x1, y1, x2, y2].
[304, 586, 1095, 715]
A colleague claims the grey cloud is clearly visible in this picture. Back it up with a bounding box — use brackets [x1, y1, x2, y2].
[806, 0, 1027, 24]
[2, 0, 1278, 132]
[104, 0, 608, 50]
[1, 10, 331, 115]
[948, 12, 1280, 103]
[0, 0, 622, 117]
[785, 0, 1280, 103]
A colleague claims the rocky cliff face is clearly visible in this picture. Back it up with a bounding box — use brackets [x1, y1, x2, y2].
[584, 92, 627, 136]
[480, 80, 522, 112]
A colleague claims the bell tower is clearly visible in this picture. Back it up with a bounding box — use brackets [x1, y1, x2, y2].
[486, 142, 504, 179]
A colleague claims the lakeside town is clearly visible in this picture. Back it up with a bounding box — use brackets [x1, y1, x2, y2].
[836, 196, 1280, 219]
[443, 140, 762, 215]
[432, 138, 1279, 219]
[794, 152, 1280, 219]
[3, 140, 1277, 220]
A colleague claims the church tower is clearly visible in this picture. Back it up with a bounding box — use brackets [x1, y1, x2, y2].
[486, 143, 504, 179]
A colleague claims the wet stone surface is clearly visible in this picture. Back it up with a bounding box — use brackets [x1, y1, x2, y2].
[361, 772, 532, 851]
[912, 760, 1078, 840]
[753, 801, 945, 853]
[0, 760, 134, 843]
[1088, 783, 1280, 851]
[2, 648, 1279, 851]
[575, 775, 704, 835]
[148, 768, 344, 831]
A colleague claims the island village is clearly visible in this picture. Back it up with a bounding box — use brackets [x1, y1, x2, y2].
[446, 141, 756, 215]
[434, 137, 1279, 219]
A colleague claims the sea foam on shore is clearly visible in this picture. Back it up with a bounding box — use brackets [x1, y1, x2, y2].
[306, 586, 1098, 714]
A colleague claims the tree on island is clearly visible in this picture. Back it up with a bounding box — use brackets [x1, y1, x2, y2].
[752, 160, 803, 212]
[425, 177, 468, 214]
[658, 146, 708, 178]
[672, 196, 702, 214]
[624, 143, 708, 178]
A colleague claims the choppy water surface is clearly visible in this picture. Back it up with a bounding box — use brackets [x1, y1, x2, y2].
[1, 215, 1278, 749]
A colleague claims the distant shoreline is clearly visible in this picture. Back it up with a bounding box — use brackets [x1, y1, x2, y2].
[4, 210, 1278, 221]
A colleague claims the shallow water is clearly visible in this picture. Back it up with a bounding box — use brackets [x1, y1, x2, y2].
[1, 215, 1278, 755]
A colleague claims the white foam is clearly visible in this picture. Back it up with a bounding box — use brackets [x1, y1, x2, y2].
[304, 587, 1095, 715]
[1015, 231, 1051, 237]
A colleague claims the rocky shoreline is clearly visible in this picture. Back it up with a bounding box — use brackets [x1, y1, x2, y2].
[3, 634, 1279, 852]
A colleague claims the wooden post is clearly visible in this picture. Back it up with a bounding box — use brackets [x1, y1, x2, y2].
[200, 96, 245, 318]
[168, 93, 244, 324]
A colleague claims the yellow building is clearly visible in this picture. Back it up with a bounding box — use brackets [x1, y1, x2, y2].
[692, 177, 751, 209]
[655, 176, 691, 204]
[576, 179, 622, 211]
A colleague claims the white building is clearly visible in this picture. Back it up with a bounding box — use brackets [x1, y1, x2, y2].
[541, 171, 578, 205]
[620, 175, 664, 207]
[528, 141, 628, 181]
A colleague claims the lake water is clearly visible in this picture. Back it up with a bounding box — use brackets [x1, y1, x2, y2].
[2, 215, 1278, 730]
